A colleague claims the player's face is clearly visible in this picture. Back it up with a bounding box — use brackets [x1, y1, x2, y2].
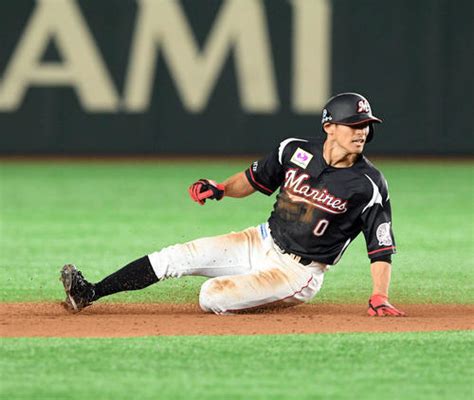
[332, 123, 370, 154]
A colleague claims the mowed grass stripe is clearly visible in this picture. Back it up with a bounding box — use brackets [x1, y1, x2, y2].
[0, 161, 473, 303]
[1, 331, 473, 400]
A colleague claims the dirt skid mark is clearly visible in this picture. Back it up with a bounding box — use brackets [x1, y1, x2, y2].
[256, 268, 288, 286]
[1, 303, 473, 338]
[210, 279, 237, 292]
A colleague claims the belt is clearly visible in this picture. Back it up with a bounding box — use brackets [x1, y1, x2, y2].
[298, 257, 314, 266]
[283, 252, 314, 266]
[272, 239, 314, 265]
[263, 224, 315, 266]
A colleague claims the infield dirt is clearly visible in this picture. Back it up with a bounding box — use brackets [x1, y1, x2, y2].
[1, 303, 473, 337]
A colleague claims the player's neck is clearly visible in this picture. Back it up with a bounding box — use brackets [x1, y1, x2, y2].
[323, 140, 359, 168]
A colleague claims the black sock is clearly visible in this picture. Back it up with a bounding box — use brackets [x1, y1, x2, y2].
[91, 256, 159, 301]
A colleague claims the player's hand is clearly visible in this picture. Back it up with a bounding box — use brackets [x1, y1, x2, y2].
[368, 294, 405, 317]
[189, 179, 225, 205]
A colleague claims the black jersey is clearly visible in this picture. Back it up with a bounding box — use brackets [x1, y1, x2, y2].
[245, 137, 396, 265]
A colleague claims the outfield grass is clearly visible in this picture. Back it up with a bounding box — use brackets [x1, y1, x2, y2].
[1, 331, 472, 400]
[1, 160, 473, 400]
[0, 160, 472, 304]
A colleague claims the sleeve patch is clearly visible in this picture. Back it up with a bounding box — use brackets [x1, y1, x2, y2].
[376, 222, 393, 246]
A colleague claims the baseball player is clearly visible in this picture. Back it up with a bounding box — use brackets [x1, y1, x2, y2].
[60, 92, 405, 317]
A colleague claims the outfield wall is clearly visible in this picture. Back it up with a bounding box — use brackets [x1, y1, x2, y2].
[0, 0, 472, 155]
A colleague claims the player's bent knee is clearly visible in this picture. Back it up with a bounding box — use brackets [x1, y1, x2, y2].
[286, 272, 325, 304]
[199, 281, 220, 314]
[199, 278, 231, 315]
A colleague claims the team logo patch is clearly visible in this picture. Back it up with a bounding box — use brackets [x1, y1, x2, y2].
[357, 99, 371, 113]
[376, 222, 393, 246]
[290, 148, 313, 169]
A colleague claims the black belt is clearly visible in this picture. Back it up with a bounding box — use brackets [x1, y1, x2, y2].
[270, 232, 315, 266]
[273, 241, 314, 265]
[298, 257, 314, 266]
[287, 253, 314, 266]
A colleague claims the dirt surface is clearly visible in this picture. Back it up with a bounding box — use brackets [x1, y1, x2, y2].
[1, 303, 473, 338]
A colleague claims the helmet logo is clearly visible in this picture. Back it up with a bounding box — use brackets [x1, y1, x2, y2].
[357, 99, 371, 113]
[321, 108, 332, 123]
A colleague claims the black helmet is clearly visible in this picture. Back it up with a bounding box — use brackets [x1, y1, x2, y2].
[321, 92, 382, 142]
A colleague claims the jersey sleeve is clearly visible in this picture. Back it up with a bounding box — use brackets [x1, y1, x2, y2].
[360, 174, 397, 261]
[245, 146, 285, 196]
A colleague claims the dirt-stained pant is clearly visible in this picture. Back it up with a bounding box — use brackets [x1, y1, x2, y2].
[148, 223, 327, 314]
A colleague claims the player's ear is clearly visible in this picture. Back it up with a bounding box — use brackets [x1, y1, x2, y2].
[323, 122, 334, 135]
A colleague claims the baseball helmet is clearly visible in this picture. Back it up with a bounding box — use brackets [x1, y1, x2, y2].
[321, 92, 382, 142]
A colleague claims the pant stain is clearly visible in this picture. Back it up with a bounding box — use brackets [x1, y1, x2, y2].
[256, 268, 288, 287]
[209, 278, 237, 292]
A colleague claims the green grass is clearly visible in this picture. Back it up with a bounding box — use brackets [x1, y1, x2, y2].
[1, 161, 473, 400]
[1, 331, 473, 400]
[0, 160, 473, 304]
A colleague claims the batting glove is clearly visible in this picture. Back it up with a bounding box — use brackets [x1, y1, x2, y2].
[368, 294, 406, 317]
[189, 179, 225, 205]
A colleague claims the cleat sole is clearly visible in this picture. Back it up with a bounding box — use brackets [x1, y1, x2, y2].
[60, 264, 79, 312]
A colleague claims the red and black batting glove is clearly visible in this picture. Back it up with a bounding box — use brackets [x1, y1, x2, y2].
[368, 294, 406, 317]
[188, 179, 225, 205]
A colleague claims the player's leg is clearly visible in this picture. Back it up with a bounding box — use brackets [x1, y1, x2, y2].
[60, 256, 158, 311]
[147, 227, 262, 280]
[199, 253, 327, 314]
[60, 226, 262, 311]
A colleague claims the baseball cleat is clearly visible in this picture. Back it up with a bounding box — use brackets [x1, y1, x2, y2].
[60, 264, 95, 313]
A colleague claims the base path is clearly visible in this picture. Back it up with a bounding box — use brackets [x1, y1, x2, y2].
[1, 303, 473, 338]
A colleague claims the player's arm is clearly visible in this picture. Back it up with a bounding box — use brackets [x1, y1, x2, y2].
[361, 174, 405, 316]
[188, 172, 255, 205]
[222, 172, 256, 198]
[368, 260, 405, 317]
[370, 260, 391, 297]
[189, 142, 285, 205]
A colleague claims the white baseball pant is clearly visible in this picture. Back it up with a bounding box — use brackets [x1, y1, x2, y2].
[148, 223, 327, 314]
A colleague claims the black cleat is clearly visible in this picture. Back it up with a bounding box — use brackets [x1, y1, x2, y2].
[60, 264, 95, 313]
